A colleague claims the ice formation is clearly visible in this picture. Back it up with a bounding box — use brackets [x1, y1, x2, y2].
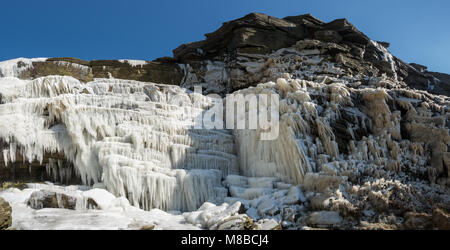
[1, 13, 449, 230]
[0, 183, 202, 230]
[0, 75, 238, 212]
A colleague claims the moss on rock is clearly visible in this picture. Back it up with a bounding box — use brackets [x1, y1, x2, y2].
[90, 60, 183, 85]
[18, 60, 93, 82]
[0, 182, 27, 191]
[47, 57, 90, 66]
[0, 197, 12, 230]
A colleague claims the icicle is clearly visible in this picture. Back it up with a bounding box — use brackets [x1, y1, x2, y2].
[0, 75, 239, 211]
[315, 118, 339, 158]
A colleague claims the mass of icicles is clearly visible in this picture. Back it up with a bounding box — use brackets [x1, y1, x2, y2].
[232, 75, 348, 186]
[0, 76, 238, 211]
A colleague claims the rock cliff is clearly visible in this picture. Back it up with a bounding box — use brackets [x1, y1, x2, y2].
[0, 13, 449, 230]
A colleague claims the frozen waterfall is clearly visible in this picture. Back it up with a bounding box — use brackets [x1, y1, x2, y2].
[0, 76, 240, 211]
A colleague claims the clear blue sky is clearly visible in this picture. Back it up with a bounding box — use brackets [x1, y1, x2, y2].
[1, 0, 449, 73]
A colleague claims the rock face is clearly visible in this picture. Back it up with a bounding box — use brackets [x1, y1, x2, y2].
[0, 57, 183, 86]
[426, 71, 450, 96]
[0, 197, 12, 230]
[0, 12, 449, 230]
[172, 13, 400, 93]
[173, 13, 306, 61]
[90, 60, 183, 85]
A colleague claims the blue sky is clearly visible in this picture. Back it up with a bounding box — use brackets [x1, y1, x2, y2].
[1, 0, 449, 73]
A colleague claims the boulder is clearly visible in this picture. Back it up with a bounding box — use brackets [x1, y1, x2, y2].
[140, 224, 155, 230]
[0, 197, 12, 230]
[404, 212, 433, 230]
[27, 190, 78, 210]
[255, 218, 282, 230]
[307, 211, 343, 228]
[283, 186, 306, 205]
[217, 214, 255, 230]
[257, 198, 279, 216]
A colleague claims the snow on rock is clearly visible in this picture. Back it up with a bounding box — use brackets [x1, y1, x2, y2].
[27, 190, 80, 210]
[283, 186, 306, 205]
[118, 60, 148, 67]
[0, 58, 47, 78]
[0, 183, 201, 230]
[256, 218, 282, 230]
[0, 183, 257, 230]
[81, 188, 118, 210]
[183, 201, 244, 229]
[307, 211, 343, 228]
